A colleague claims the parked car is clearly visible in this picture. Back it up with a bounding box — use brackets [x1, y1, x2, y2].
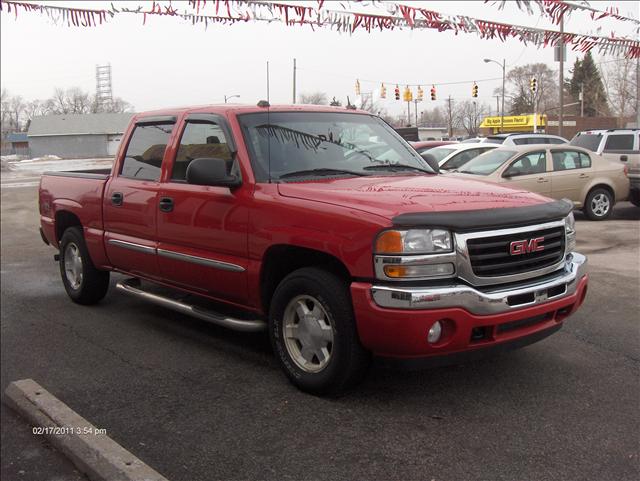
[569, 128, 640, 207]
[450, 145, 629, 220]
[484, 133, 568, 146]
[422, 143, 499, 171]
[39, 104, 588, 394]
[410, 140, 457, 154]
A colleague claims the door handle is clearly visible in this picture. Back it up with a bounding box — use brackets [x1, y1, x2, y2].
[579, 173, 589, 179]
[159, 197, 174, 213]
[537, 177, 548, 183]
[111, 192, 123, 206]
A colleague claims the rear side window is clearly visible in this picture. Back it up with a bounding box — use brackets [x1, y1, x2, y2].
[121, 123, 175, 181]
[570, 133, 602, 152]
[552, 151, 591, 171]
[442, 148, 482, 170]
[548, 137, 566, 144]
[604, 134, 634, 151]
[172, 121, 231, 181]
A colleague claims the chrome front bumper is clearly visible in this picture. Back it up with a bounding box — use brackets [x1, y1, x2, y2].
[371, 252, 587, 315]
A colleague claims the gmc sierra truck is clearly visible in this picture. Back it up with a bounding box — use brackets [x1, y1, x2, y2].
[39, 104, 588, 395]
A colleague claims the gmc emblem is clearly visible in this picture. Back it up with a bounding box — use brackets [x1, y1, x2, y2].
[509, 237, 545, 255]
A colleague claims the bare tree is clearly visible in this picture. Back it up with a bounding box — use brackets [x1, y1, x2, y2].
[455, 100, 490, 137]
[8, 95, 25, 131]
[602, 57, 639, 127]
[506, 63, 558, 114]
[298, 92, 328, 105]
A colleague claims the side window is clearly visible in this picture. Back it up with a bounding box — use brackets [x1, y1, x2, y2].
[172, 121, 231, 181]
[445, 149, 479, 169]
[604, 134, 634, 151]
[513, 138, 528, 145]
[548, 137, 566, 144]
[121, 123, 174, 181]
[505, 151, 546, 176]
[552, 151, 591, 170]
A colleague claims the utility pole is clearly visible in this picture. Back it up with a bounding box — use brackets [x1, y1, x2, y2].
[414, 99, 419, 126]
[558, 17, 565, 137]
[407, 101, 411, 126]
[580, 83, 584, 117]
[501, 59, 505, 134]
[495, 95, 500, 116]
[292, 58, 297, 104]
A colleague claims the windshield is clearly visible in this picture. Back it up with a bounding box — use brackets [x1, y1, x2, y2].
[459, 149, 517, 175]
[422, 147, 456, 163]
[570, 133, 602, 152]
[238, 112, 434, 181]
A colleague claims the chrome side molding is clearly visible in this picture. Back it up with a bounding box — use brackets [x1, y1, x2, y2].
[107, 239, 156, 254]
[157, 249, 245, 272]
[115, 278, 266, 332]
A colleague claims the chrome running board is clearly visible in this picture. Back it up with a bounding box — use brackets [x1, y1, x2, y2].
[115, 278, 266, 332]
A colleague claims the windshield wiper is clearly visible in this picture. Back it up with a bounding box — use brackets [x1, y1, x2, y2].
[278, 168, 367, 179]
[363, 164, 432, 174]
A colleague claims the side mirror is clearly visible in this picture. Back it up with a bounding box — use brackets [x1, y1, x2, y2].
[502, 169, 515, 178]
[421, 153, 439, 173]
[186, 158, 241, 187]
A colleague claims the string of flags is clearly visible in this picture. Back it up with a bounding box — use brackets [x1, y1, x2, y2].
[0, 0, 638, 58]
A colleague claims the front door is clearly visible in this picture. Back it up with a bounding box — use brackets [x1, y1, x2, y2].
[155, 115, 249, 304]
[103, 119, 176, 279]
[499, 150, 552, 197]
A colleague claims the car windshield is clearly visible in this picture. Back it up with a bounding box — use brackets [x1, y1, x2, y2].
[237, 112, 434, 181]
[422, 147, 456, 162]
[458, 149, 517, 175]
[570, 133, 602, 152]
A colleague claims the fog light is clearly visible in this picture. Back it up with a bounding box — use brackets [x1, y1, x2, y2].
[427, 320, 442, 344]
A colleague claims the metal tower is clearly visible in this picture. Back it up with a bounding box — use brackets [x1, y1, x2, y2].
[95, 64, 113, 111]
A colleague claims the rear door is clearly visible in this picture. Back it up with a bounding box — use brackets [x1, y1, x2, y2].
[499, 150, 552, 196]
[155, 114, 249, 304]
[103, 116, 176, 279]
[549, 149, 593, 205]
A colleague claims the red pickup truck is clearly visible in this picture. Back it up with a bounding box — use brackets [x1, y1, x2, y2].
[39, 104, 588, 394]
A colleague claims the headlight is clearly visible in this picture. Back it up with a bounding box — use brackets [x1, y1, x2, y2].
[565, 212, 576, 252]
[375, 229, 452, 254]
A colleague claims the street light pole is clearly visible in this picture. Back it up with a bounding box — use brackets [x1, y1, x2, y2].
[484, 58, 506, 134]
[224, 94, 240, 103]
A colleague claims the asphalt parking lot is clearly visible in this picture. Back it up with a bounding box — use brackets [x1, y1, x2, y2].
[1, 179, 639, 481]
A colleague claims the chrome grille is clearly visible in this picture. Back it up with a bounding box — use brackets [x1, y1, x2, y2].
[466, 226, 565, 277]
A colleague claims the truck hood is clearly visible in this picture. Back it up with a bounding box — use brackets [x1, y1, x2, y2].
[277, 174, 551, 220]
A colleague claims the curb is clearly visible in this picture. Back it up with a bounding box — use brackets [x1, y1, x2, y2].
[4, 379, 169, 481]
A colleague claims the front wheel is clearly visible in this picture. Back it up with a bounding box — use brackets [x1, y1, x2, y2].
[59, 227, 110, 304]
[584, 188, 613, 220]
[269, 267, 370, 395]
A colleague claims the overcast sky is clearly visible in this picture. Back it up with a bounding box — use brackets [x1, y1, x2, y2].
[1, 1, 637, 117]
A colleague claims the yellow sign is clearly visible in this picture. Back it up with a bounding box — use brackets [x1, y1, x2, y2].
[480, 114, 546, 133]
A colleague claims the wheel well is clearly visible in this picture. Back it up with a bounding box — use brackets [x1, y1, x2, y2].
[260, 245, 351, 315]
[588, 184, 615, 203]
[55, 211, 82, 242]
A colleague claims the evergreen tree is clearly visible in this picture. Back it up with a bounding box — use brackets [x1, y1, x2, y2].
[566, 52, 609, 116]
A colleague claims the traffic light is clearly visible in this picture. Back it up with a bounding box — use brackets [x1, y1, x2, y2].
[394, 84, 400, 100]
[430, 85, 436, 101]
[355, 79, 361, 96]
[403, 86, 413, 102]
[530, 77, 538, 93]
[472, 83, 478, 98]
[380, 83, 386, 99]
[417, 85, 424, 101]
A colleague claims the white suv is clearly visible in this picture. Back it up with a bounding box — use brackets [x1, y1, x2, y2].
[570, 129, 640, 207]
[483, 133, 568, 146]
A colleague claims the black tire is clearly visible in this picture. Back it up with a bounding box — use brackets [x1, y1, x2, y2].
[59, 226, 110, 305]
[269, 267, 370, 395]
[583, 187, 614, 220]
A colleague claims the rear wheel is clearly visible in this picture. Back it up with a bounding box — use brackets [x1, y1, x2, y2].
[269, 267, 370, 395]
[59, 227, 110, 304]
[584, 188, 613, 220]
